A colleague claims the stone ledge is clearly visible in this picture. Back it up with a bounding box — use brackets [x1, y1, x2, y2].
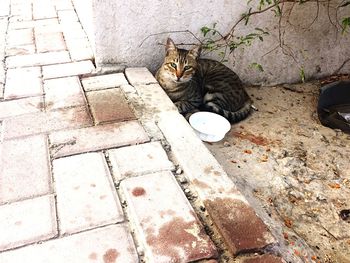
[156, 111, 276, 256]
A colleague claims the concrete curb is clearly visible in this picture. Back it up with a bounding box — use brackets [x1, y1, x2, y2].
[125, 67, 281, 259]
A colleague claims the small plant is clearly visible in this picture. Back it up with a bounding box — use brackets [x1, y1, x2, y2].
[199, 0, 350, 81]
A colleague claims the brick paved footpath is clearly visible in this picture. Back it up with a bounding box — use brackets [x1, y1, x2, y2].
[0, 0, 286, 262]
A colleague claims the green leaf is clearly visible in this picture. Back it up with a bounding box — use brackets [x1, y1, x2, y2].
[274, 5, 282, 16]
[341, 17, 350, 34]
[299, 67, 305, 82]
[201, 26, 211, 37]
[250, 62, 264, 72]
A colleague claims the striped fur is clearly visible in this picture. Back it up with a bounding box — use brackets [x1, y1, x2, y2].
[156, 38, 252, 123]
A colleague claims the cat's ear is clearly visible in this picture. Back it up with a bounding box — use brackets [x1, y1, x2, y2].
[166, 38, 176, 54]
[189, 45, 201, 59]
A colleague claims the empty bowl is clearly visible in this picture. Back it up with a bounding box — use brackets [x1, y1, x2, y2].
[189, 112, 231, 142]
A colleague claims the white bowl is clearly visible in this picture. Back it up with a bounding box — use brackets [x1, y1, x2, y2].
[189, 112, 231, 142]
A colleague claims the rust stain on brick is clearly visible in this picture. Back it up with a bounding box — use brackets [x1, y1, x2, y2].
[88, 252, 97, 260]
[132, 187, 146, 197]
[193, 179, 210, 189]
[146, 216, 217, 261]
[103, 248, 119, 263]
[159, 209, 176, 218]
[204, 198, 275, 255]
[203, 166, 221, 176]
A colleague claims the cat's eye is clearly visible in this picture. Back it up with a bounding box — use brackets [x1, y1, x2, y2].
[184, 65, 192, 71]
[170, 63, 177, 69]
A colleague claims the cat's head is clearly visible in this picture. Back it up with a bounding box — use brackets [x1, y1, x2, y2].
[161, 38, 201, 83]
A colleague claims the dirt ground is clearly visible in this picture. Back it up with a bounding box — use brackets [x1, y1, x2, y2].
[206, 81, 350, 263]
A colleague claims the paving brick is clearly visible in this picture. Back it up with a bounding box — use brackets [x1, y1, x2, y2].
[4, 67, 42, 99]
[81, 73, 129, 91]
[6, 51, 71, 68]
[0, 195, 57, 251]
[0, 96, 43, 119]
[156, 111, 240, 200]
[53, 0, 74, 10]
[125, 67, 158, 85]
[205, 198, 275, 255]
[108, 142, 174, 181]
[69, 46, 94, 61]
[121, 84, 137, 94]
[57, 9, 78, 23]
[34, 23, 62, 34]
[42, 60, 94, 79]
[121, 171, 217, 262]
[0, 63, 4, 83]
[0, 83, 3, 98]
[44, 76, 85, 110]
[86, 88, 136, 124]
[134, 83, 177, 112]
[10, 3, 32, 21]
[156, 111, 276, 254]
[32, 1, 57, 20]
[240, 254, 285, 263]
[49, 120, 149, 158]
[9, 18, 59, 30]
[6, 44, 36, 56]
[0, 224, 138, 262]
[7, 28, 34, 47]
[2, 106, 92, 139]
[35, 32, 66, 53]
[53, 152, 124, 234]
[61, 23, 87, 40]
[0, 0, 10, 17]
[0, 135, 51, 203]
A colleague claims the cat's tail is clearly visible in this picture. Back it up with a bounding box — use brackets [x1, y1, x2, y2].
[203, 101, 253, 123]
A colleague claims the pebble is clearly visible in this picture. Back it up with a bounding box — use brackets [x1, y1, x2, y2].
[223, 141, 231, 147]
[175, 167, 183, 175]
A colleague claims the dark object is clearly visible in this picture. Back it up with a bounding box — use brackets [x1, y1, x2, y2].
[318, 81, 350, 134]
[339, 209, 350, 222]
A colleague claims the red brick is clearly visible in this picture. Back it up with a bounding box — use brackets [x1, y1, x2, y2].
[86, 88, 136, 124]
[241, 254, 285, 263]
[2, 106, 92, 139]
[53, 153, 124, 234]
[0, 195, 57, 251]
[0, 225, 138, 262]
[205, 198, 275, 255]
[121, 171, 218, 262]
[0, 135, 51, 204]
[49, 121, 149, 158]
[35, 32, 66, 53]
[6, 51, 71, 68]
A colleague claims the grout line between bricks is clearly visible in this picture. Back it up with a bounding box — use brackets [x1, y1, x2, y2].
[0, 192, 55, 207]
[47, 134, 61, 238]
[102, 150, 145, 262]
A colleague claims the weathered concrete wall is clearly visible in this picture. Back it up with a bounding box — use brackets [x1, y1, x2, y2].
[75, 0, 350, 85]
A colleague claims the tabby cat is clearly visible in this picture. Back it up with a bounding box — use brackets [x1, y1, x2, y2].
[156, 38, 252, 123]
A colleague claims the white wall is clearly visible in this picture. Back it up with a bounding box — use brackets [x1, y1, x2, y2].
[75, 0, 350, 85]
